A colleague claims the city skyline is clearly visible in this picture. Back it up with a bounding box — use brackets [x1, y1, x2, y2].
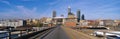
[0, 0, 120, 20]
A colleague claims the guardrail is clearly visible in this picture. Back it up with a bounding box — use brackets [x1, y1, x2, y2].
[15, 27, 55, 39]
[0, 26, 55, 39]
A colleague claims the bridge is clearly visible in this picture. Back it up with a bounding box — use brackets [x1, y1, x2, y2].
[14, 26, 97, 39]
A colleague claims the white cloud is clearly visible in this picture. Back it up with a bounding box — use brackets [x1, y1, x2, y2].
[0, 0, 10, 5]
[16, 6, 37, 16]
[49, 0, 60, 5]
[0, 5, 40, 19]
[16, 6, 41, 18]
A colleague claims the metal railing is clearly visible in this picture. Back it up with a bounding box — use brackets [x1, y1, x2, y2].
[0, 26, 54, 39]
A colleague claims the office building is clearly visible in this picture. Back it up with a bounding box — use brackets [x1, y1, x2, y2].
[81, 14, 85, 20]
[53, 10, 56, 18]
[77, 9, 81, 22]
[0, 19, 26, 27]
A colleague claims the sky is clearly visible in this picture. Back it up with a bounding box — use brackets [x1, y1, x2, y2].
[0, 0, 120, 20]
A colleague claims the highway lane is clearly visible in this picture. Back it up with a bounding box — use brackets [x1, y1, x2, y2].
[42, 26, 70, 39]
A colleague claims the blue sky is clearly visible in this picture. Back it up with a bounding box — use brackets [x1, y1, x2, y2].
[0, 0, 120, 20]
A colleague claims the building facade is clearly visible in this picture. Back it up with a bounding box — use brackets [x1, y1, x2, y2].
[0, 20, 26, 27]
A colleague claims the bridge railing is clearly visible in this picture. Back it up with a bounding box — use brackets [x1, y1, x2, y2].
[0, 26, 55, 39]
[15, 26, 55, 39]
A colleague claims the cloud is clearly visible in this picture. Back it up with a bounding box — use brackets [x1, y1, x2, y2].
[48, 0, 60, 5]
[0, 5, 40, 19]
[16, 6, 36, 14]
[0, 0, 10, 5]
[16, 6, 38, 17]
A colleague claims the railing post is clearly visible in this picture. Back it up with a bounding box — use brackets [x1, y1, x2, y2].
[104, 32, 106, 39]
[8, 31, 11, 39]
[26, 29, 29, 34]
[20, 30, 22, 36]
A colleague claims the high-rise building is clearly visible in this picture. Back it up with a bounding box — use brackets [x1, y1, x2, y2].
[82, 14, 85, 20]
[52, 10, 56, 18]
[77, 9, 80, 22]
[68, 6, 71, 13]
[67, 6, 75, 18]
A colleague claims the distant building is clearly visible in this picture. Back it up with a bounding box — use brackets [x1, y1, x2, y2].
[103, 20, 114, 26]
[64, 18, 77, 27]
[54, 17, 64, 25]
[87, 20, 98, 26]
[68, 12, 75, 18]
[61, 14, 64, 17]
[46, 6, 85, 27]
[99, 20, 104, 26]
[81, 14, 85, 20]
[0, 19, 26, 27]
[64, 6, 77, 27]
[26, 19, 39, 25]
[77, 9, 81, 22]
[67, 6, 75, 18]
[80, 20, 88, 26]
[113, 20, 118, 26]
[39, 17, 47, 23]
[53, 10, 56, 18]
[68, 6, 71, 13]
[86, 20, 94, 26]
[46, 18, 52, 23]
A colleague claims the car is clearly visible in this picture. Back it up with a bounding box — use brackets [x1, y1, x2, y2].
[93, 30, 120, 37]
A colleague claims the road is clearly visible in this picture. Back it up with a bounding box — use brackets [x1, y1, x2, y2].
[32, 26, 98, 39]
[62, 26, 97, 39]
[42, 26, 70, 39]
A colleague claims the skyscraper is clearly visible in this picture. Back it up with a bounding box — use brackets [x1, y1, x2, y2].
[67, 6, 75, 18]
[52, 10, 56, 18]
[68, 6, 71, 13]
[77, 9, 80, 22]
[82, 14, 85, 20]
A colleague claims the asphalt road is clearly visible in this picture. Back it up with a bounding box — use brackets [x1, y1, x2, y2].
[34, 26, 97, 39]
[42, 26, 70, 39]
[62, 26, 97, 39]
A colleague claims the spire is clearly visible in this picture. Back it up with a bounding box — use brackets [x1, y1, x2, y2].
[68, 6, 71, 13]
[68, 6, 71, 8]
